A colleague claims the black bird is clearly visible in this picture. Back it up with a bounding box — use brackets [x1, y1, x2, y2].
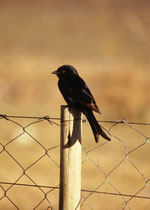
[52, 65, 111, 143]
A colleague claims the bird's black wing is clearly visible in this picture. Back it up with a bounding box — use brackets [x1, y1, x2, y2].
[58, 75, 101, 113]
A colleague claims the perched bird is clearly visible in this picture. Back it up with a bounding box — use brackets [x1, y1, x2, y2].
[52, 65, 111, 143]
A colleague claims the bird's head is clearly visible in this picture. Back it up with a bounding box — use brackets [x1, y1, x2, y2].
[52, 65, 79, 78]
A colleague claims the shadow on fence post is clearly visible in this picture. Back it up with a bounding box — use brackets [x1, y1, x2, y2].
[59, 105, 82, 210]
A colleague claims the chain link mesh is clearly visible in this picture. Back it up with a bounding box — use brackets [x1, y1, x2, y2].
[0, 114, 150, 209]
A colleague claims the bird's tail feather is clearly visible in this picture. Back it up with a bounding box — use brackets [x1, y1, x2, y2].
[83, 110, 111, 143]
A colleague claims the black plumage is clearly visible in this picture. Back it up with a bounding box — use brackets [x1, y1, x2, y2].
[52, 65, 111, 143]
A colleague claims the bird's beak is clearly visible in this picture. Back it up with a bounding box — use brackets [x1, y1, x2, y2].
[51, 70, 58, 75]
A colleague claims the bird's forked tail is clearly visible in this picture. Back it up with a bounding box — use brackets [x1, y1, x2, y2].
[83, 109, 111, 143]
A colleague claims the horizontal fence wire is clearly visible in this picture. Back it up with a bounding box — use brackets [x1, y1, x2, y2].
[0, 181, 150, 200]
[1, 114, 150, 125]
[0, 114, 150, 209]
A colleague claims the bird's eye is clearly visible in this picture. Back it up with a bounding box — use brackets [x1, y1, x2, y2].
[61, 70, 65, 74]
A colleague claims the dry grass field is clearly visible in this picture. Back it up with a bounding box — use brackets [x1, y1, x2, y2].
[0, 0, 150, 209]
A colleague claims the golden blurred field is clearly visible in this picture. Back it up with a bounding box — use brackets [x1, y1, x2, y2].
[0, 0, 150, 209]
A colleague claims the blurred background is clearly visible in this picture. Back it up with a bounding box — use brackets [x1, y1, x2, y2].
[0, 0, 150, 120]
[0, 0, 150, 209]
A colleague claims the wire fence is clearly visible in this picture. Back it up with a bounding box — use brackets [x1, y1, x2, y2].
[0, 113, 150, 209]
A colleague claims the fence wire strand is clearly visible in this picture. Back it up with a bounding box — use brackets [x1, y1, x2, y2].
[0, 114, 150, 209]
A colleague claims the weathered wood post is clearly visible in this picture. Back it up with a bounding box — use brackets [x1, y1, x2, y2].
[59, 105, 82, 210]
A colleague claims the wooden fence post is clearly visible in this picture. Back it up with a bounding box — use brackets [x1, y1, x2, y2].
[59, 105, 82, 210]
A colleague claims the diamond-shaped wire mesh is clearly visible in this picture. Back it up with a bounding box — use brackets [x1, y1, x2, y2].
[81, 120, 150, 210]
[0, 115, 60, 209]
[0, 114, 150, 209]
